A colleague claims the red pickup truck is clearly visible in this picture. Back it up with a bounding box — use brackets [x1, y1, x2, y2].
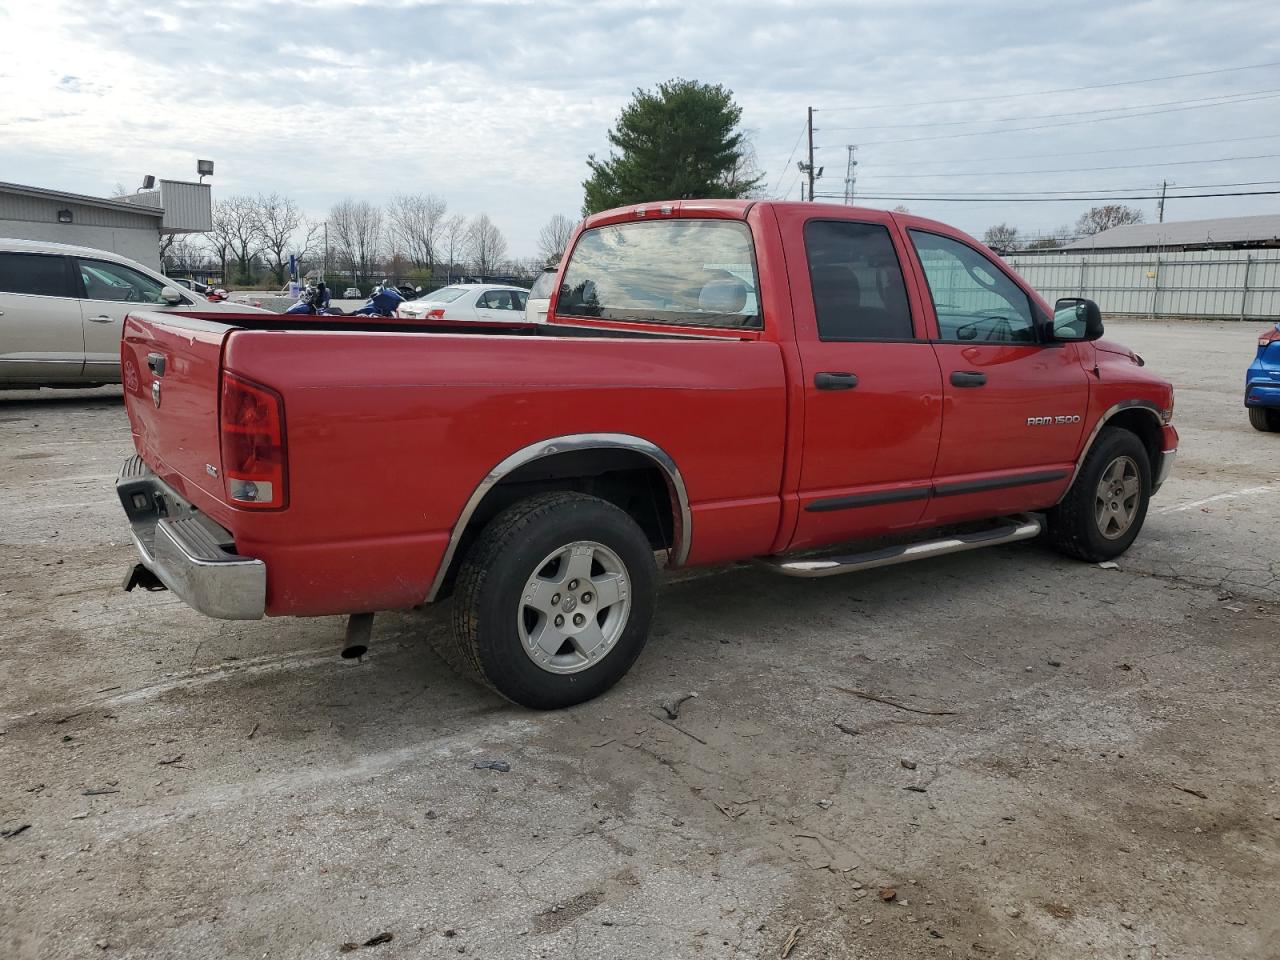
[116, 200, 1177, 708]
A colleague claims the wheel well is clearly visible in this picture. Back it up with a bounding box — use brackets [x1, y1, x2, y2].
[1105, 408, 1163, 472]
[436, 448, 678, 599]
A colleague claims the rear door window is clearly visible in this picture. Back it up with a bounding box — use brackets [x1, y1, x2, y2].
[0, 253, 73, 297]
[558, 219, 760, 328]
[804, 221, 915, 341]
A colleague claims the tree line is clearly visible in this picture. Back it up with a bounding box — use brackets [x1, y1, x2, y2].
[163, 194, 577, 288]
[981, 205, 1146, 253]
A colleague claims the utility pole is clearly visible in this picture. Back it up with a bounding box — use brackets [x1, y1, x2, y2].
[1157, 180, 1168, 223]
[806, 106, 815, 202]
[843, 145, 858, 205]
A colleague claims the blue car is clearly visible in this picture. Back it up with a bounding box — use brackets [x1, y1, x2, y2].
[1246, 322, 1280, 432]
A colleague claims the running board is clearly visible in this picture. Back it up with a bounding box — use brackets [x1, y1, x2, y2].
[761, 515, 1043, 578]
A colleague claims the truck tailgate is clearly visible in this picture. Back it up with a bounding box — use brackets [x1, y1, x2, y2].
[121, 312, 234, 505]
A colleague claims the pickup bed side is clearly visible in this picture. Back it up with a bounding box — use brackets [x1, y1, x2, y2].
[122, 316, 788, 616]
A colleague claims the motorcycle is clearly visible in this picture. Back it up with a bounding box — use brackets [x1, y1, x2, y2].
[350, 280, 406, 318]
[284, 284, 343, 316]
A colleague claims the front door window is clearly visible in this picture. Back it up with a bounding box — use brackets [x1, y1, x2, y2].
[908, 231, 1036, 343]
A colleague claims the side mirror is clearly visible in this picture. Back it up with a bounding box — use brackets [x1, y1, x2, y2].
[160, 286, 184, 306]
[1052, 297, 1103, 342]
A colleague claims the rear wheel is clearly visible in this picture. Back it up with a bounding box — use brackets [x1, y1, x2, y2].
[1248, 407, 1280, 432]
[442, 492, 657, 709]
[1047, 427, 1151, 562]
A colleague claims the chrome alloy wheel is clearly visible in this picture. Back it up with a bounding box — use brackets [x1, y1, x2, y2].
[518, 541, 631, 675]
[1094, 455, 1141, 540]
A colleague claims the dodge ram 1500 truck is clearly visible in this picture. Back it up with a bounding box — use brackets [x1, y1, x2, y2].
[116, 200, 1177, 708]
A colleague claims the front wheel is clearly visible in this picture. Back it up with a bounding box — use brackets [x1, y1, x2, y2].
[444, 492, 657, 709]
[1249, 407, 1280, 432]
[1047, 427, 1152, 562]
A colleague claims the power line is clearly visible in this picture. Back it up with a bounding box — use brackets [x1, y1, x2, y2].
[809, 189, 1280, 203]
[855, 153, 1280, 180]
[822, 88, 1280, 132]
[841, 180, 1280, 197]
[818, 59, 1280, 112]
[858, 133, 1280, 169]
[826, 180, 1280, 198]
[769, 121, 808, 197]
[841, 91, 1280, 145]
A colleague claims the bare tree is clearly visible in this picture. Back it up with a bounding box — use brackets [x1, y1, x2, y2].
[217, 194, 263, 283]
[205, 199, 238, 282]
[1075, 205, 1144, 236]
[441, 213, 468, 282]
[328, 199, 383, 281]
[892, 204, 910, 214]
[254, 193, 306, 284]
[387, 194, 448, 272]
[536, 214, 575, 265]
[161, 234, 202, 274]
[466, 214, 508, 279]
[982, 223, 1019, 252]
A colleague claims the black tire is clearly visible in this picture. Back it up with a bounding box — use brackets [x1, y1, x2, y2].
[1047, 427, 1152, 563]
[1248, 407, 1280, 432]
[442, 491, 657, 709]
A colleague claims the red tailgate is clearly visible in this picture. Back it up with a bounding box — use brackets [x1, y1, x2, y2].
[120, 311, 236, 506]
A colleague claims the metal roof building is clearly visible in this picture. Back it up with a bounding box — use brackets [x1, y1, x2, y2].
[1061, 213, 1280, 253]
[0, 179, 211, 269]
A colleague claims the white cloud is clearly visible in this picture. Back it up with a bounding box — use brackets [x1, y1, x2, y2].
[1, 0, 1279, 254]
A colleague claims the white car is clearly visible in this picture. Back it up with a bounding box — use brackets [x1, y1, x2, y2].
[525, 265, 559, 324]
[0, 237, 267, 388]
[397, 283, 530, 322]
[343, 287, 362, 299]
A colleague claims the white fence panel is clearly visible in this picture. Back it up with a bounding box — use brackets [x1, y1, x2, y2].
[1004, 249, 1280, 320]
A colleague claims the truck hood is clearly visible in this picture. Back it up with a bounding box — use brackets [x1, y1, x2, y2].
[1094, 337, 1145, 366]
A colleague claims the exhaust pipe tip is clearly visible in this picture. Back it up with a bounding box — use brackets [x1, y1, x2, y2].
[342, 612, 375, 661]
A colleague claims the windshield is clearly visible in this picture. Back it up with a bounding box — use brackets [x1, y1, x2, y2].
[528, 269, 558, 300]
[421, 286, 468, 303]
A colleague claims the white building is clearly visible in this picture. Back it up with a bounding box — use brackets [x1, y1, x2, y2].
[0, 179, 212, 269]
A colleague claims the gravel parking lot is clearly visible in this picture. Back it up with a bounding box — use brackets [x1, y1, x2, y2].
[2, 319, 1277, 960]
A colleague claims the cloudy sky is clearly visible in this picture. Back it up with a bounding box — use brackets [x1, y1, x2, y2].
[2, 0, 1278, 257]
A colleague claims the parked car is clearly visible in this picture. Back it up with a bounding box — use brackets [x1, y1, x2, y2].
[525, 265, 558, 324]
[115, 200, 1177, 709]
[1246, 322, 1280, 431]
[168, 277, 214, 296]
[396, 283, 529, 322]
[0, 238, 266, 388]
[342, 287, 362, 299]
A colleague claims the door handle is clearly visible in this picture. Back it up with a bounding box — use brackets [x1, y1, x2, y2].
[950, 370, 987, 387]
[88, 315, 114, 324]
[814, 371, 859, 390]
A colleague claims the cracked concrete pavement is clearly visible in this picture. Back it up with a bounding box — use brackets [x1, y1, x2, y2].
[1, 318, 1277, 959]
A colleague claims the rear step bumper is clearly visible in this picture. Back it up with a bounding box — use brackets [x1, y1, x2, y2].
[116, 455, 266, 620]
[760, 515, 1043, 578]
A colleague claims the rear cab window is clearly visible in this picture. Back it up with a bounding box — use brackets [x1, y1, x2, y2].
[556, 219, 760, 329]
[0, 253, 73, 298]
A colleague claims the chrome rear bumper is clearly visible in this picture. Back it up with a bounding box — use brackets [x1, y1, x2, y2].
[116, 455, 266, 620]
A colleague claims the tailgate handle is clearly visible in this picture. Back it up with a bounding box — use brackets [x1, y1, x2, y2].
[147, 352, 166, 377]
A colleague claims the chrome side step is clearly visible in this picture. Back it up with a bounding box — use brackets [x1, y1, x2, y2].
[761, 515, 1043, 578]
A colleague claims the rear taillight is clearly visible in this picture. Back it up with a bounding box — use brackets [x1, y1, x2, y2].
[427, 308, 446, 319]
[220, 372, 287, 509]
[1259, 326, 1280, 347]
